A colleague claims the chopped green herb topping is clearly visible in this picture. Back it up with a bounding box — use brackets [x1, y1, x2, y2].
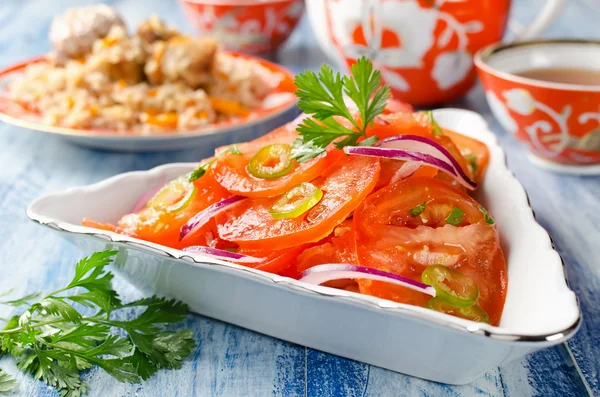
[445, 207, 465, 226]
[427, 111, 444, 136]
[465, 154, 478, 173]
[478, 205, 495, 225]
[188, 145, 242, 182]
[409, 201, 427, 217]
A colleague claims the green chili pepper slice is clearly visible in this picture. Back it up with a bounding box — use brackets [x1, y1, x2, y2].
[248, 143, 294, 179]
[269, 182, 323, 219]
[422, 265, 479, 308]
[426, 297, 490, 324]
[147, 175, 196, 213]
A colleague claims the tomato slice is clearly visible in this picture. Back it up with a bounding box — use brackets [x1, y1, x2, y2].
[238, 244, 310, 276]
[117, 171, 231, 249]
[353, 177, 507, 325]
[81, 218, 123, 234]
[443, 129, 490, 183]
[211, 124, 343, 198]
[294, 220, 358, 273]
[216, 156, 380, 250]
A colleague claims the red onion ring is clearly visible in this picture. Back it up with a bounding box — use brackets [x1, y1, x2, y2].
[180, 195, 245, 241]
[299, 264, 436, 296]
[182, 246, 264, 264]
[378, 135, 477, 189]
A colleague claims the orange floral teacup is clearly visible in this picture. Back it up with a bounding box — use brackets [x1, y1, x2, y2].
[180, 0, 304, 55]
[475, 40, 600, 173]
[306, 0, 565, 106]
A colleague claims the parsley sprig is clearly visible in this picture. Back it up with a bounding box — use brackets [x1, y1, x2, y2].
[0, 251, 196, 397]
[0, 369, 16, 393]
[292, 57, 391, 162]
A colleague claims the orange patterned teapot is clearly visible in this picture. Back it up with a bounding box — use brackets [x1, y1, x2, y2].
[307, 0, 565, 106]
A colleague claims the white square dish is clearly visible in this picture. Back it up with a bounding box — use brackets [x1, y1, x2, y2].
[26, 108, 581, 385]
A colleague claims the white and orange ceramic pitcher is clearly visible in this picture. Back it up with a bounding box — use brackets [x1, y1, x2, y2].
[307, 0, 565, 106]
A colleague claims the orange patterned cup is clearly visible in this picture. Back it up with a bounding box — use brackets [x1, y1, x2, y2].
[180, 0, 304, 55]
[475, 40, 600, 172]
[306, 0, 565, 106]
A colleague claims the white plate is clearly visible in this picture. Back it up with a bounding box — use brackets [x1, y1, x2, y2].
[0, 56, 299, 152]
[26, 108, 581, 384]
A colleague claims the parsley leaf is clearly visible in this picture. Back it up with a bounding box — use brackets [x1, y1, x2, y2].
[0, 292, 43, 307]
[0, 368, 17, 393]
[292, 57, 391, 162]
[479, 205, 495, 225]
[409, 202, 427, 217]
[0, 251, 196, 397]
[188, 145, 242, 182]
[465, 154, 478, 173]
[445, 207, 465, 226]
[427, 111, 444, 136]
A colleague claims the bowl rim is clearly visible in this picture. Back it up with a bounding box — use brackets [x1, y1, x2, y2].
[474, 38, 600, 93]
[25, 108, 582, 345]
[0, 53, 298, 141]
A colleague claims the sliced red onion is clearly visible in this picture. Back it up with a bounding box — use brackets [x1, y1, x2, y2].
[131, 183, 164, 213]
[299, 264, 436, 296]
[378, 135, 477, 189]
[182, 246, 264, 264]
[391, 161, 422, 184]
[179, 195, 245, 241]
[344, 135, 477, 190]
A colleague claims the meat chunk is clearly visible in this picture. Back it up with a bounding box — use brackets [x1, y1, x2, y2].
[136, 15, 179, 44]
[145, 36, 219, 88]
[49, 4, 126, 59]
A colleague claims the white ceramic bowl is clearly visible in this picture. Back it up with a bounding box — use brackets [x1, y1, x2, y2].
[26, 108, 580, 384]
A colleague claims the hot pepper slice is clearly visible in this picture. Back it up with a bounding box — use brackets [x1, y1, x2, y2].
[426, 297, 490, 324]
[147, 175, 196, 213]
[248, 143, 294, 179]
[269, 182, 323, 219]
[421, 265, 479, 308]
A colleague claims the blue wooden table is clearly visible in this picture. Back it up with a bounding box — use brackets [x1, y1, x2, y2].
[0, 0, 598, 396]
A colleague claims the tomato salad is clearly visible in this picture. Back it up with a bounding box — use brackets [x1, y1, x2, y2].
[83, 58, 507, 325]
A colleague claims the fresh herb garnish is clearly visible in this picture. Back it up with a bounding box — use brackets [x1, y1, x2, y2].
[465, 154, 478, 173]
[0, 250, 196, 397]
[478, 205, 495, 225]
[188, 145, 242, 182]
[0, 369, 17, 393]
[409, 202, 427, 217]
[445, 207, 465, 226]
[427, 111, 444, 136]
[292, 57, 391, 162]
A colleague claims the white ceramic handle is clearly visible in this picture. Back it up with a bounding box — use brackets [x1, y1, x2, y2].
[510, 0, 566, 40]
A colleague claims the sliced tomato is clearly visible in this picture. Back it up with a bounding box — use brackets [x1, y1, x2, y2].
[368, 112, 432, 140]
[384, 98, 414, 114]
[211, 123, 343, 198]
[238, 244, 309, 276]
[294, 220, 358, 273]
[443, 128, 490, 183]
[353, 177, 507, 325]
[215, 156, 380, 250]
[81, 218, 124, 234]
[117, 171, 231, 249]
